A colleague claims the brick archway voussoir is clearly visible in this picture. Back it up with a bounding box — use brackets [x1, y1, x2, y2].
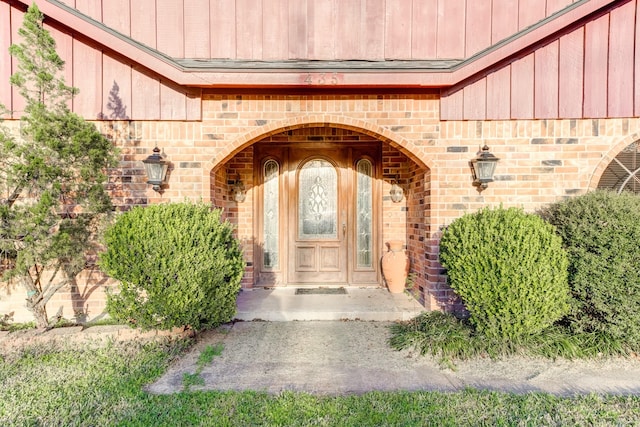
[203, 114, 433, 174]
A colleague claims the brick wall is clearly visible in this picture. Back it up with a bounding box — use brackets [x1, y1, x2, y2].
[223, 146, 254, 288]
[0, 268, 116, 324]
[3, 92, 640, 321]
[406, 162, 429, 306]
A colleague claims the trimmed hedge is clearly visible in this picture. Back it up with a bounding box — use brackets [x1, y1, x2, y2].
[540, 190, 640, 346]
[439, 207, 570, 340]
[99, 202, 245, 331]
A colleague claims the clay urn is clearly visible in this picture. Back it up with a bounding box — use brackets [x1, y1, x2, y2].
[381, 240, 409, 293]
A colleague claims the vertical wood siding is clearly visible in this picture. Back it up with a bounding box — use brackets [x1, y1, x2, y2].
[72, 39, 103, 118]
[41, 0, 577, 61]
[411, 0, 438, 59]
[463, 78, 487, 119]
[534, 40, 559, 119]
[3, 0, 635, 121]
[441, 0, 640, 121]
[308, 0, 335, 59]
[583, 14, 609, 118]
[160, 83, 187, 120]
[102, 0, 130, 36]
[1, 1, 201, 120]
[385, 0, 412, 59]
[102, 56, 132, 119]
[131, 0, 157, 49]
[184, 0, 211, 58]
[558, 28, 584, 118]
[492, 0, 519, 45]
[8, 5, 25, 116]
[510, 54, 535, 119]
[264, 0, 289, 60]
[210, 0, 236, 58]
[608, 1, 635, 118]
[288, 0, 308, 59]
[73, 1, 102, 21]
[635, 0, 640, 117]
[0, 2, 13, 116]
[438, 0, 467, 59]
[486, 67, 511, 119]
[519, 0, 547, 30]
[236, 0, 263, 59]
[465, 2, 491, 57]
[132, 69, 161, 120]
[156, 0, 184, 58]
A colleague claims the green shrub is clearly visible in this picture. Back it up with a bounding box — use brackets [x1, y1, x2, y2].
[99, 202, 245, 331]
[439, 207, 570, 340]
[539, 190, 640, 346]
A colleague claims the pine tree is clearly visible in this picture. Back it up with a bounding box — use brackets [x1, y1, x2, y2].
[0, 4, 118, 328]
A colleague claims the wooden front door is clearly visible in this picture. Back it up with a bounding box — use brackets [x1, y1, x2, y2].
[288, 148, 348, 283]
[255, 142, 380, 286]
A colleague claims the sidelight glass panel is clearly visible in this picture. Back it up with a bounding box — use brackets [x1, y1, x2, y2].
[356, 159, 373, 268]
[263, 160, 279, 269]
[299, 159, 337, 239]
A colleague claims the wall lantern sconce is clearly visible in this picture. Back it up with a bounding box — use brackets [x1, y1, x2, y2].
[389, 177, 404, 203]
[470, 144, 500, 192]
[142, 146, 169, 192]
[233, 174, 246, 203]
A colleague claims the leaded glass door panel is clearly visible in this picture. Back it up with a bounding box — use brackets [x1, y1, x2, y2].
[288, 151, 348, 283]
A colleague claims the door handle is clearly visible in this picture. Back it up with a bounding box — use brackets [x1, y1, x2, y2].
[343, 223, 346, 236]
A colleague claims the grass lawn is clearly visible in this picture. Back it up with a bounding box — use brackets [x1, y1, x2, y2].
[1, 336, 640, 426]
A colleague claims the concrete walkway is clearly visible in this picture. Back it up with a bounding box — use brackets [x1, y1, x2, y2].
[147, 320, 640, 396]
[147, 288, 640, 397]
[234, 287, 426, 321]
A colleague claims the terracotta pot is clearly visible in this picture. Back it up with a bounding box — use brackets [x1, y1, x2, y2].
[381, 240, 409, 293]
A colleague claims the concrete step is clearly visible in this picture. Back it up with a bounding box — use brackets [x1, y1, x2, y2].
[234, 287, 425, 322]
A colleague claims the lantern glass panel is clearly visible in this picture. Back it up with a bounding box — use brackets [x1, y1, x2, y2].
[475, 161, 497, 182]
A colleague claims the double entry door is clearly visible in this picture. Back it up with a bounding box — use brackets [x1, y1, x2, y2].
[255, 142, 381, 286]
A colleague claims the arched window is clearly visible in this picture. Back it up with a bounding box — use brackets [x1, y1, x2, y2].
[598, 141, 640, 194]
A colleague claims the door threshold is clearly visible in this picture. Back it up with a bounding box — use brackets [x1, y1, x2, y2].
[294, 287, 348, 295]
[256, 284, 383, 289]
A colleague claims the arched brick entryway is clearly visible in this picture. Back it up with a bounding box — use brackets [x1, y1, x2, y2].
[202, 115, 433, 177]
[205, 118, 434, 306]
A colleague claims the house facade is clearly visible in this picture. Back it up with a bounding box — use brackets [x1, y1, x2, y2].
[2, 0, 640, 322]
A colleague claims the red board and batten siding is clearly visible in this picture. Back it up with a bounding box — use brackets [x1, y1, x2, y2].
[559, 27, 584, 118]
[519, 0, 548, 30]
[1, 1, 201, 120]
[72, 38, 103, 117]
[608, 1, 635, 118]
[636, 0, 640, 117]
[534, 40, 559, 119]
[46, 0, 574, 61]
[131, 0, 157, 49]
[7, 5, 26, 115]
[0, 1, 13, 116]
[441, 0, 639, 121]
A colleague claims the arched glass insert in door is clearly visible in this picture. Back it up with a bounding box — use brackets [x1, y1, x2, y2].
[263, 159, 279, 268]
[598, 141, 640, 194]
[298, 159, 337, 239]
[356, 159, 373, 268]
